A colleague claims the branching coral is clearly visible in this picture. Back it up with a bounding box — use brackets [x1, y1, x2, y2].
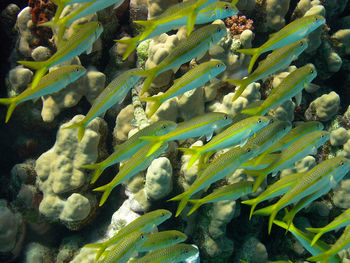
[225, 15, 254, 36]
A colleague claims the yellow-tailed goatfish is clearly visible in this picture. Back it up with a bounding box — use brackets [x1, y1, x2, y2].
[137, 23, 227, 95]
[187, 181, 254, 215]
[226, 39, 308, 102]
[81, 120, 177, 184]
[246, 130, 330, 192]
[117, 2, 238, 60]
[139, 112, 233, 158]
[0, 65, 86, 123]
[238, 14, 325, 73]
[169, 143, 259, 217]
[254, 158, 349, 234]
[241, 121, 291, 160]
[273, 220, 341, 263]
[18, 22, 102, 89]
[308, 225, 350, 262]
[283, 158, 350, 230]
[141, 60, 226, 117]
[139, 230, 187, 252]
[64, 68, 143, 142]
[100, 231, 149, 263]
[241, 64, 317, 116]
[85, 209, 172, 262]
[306, 208, 350, 247]
[130, 244, 198, 263]
[93, 143, 168, 206]
[242, 172, 304, 219]
[178, 116, 274, 169]
[252, 121, 324, 167]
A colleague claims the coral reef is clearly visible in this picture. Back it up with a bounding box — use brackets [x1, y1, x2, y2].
[2, 0, 350, 262]
[35, 115, 108, 229]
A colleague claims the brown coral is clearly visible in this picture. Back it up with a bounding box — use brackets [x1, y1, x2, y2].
[28, 0, 56, 25]
[28, 0, 56, 47]
[225, 15, 254, 36]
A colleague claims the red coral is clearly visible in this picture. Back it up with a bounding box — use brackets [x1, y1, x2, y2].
[28, 0, 56, 25]
[225, 15, 254, 36]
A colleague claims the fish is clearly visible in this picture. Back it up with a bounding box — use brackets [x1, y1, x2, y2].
[81, 120, 177, 184]
[237, 15, 325, 73]
[241, 64, 317, 115]
[178, 116, 274, 169]
[241, 172, 304, 219]
[140, 60, 226, 117]
[169, 143, 260, 217]
[308, 225, 350, 263]
[85, 209, 172, 262]
[252, 121, 324, 167]
[139, 230, 187, 252]
[254, 157, 348, 234]
[283, 157, 350, 230]
[18, 22, 103, 89]
[246, 130, 330, 192]
[117, 2, 238, 60]
[63, 0, 126, 26]
[136, 23, 227, 95]
[0, 65, 86, 123]
[273, 220, 341, 263]
[139, 112, 233, 157]
[187, 181, 254, 215]
[226, 39, 308, 102]
[241, 121, 291, 158]
[100, 231, 149, 263]
[93, 143, 168, 206]
[306, 208, 350, 247]
[130, 244, 198, 263]
[63, 68, 143, 141]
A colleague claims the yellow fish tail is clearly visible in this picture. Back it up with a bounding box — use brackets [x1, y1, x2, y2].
[0, 97, 18, 123]
[84, 243, 106, 263]
[18, 60, 47, 70]
[241, 199, 258, 220]
[187, 199, 203, 216]
[226, 79, 249, 102]
[186, 10, 197, 36]
[93, 184, 113, 206]
[115, 37, 140, 60]
[268, 209, 278, 234]
[63, 121, 86, 142]
[140, 95, 163, 118]
[236, 47, 260, 73]
[178, 147, 201, 169]
[252, 173, 267, 192]
[140, 68, 157, 95]
[168, 191, 190, 217]
[307, 252, 330, 263]
[80, 163, 104, 184]
[305, 228, 324, 247]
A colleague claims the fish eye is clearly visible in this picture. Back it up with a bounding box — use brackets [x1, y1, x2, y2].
[269, 119, 274, 123]
[216, 64, 220, 68]
[258, 118, 262, 124]
[321, 134, 325, 138]
[161, 212, 165, 216]
[314, 16, 318, 22]
[184, 249, 189, 254]
[224, 5, 229, 9]
[162, 125, 166, 129]
[340, 161, 344, 166]
[224, 115, 228, 120]
[283, 127, 286, 130]
[299, 41, 304, 46]
[310, 69, 314, 74]
[140, 234, 145, 239]
[247, 148, 251, 153]
[175, 236, 179, 240]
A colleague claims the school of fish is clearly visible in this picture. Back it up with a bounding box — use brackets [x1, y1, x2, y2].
[1, 0, 349, 262]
